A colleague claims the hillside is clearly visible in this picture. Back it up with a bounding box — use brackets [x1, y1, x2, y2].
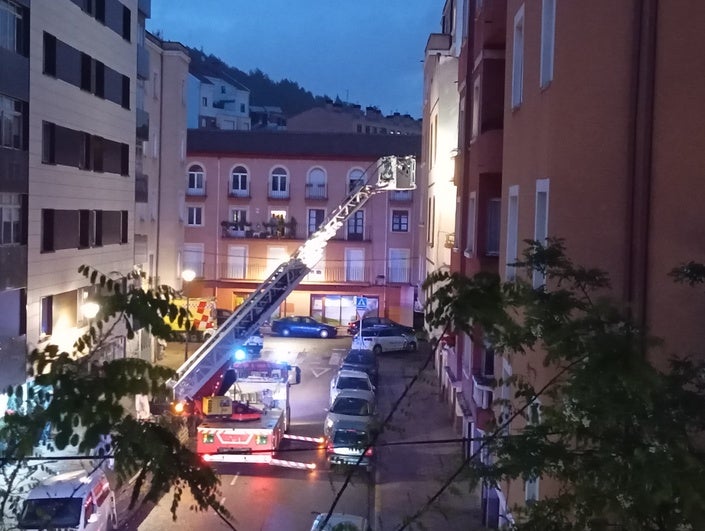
[187, 47, 332, 117]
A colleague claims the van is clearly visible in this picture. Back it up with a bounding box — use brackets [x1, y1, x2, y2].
[18, 468, 117, 531]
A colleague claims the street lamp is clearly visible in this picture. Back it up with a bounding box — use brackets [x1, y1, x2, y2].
[81, 301, 100, 320]
[181, 269, 196, 361]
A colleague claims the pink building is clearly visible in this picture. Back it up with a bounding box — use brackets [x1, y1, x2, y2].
[183, 130, 422, 327]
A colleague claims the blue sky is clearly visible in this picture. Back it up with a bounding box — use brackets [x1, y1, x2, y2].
[146, 0, 444, 118]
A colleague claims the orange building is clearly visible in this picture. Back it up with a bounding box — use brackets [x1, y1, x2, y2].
[424, 0, 705, 525]
[182, 130, 422, 329]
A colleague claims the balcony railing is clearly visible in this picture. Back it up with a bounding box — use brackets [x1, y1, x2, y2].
[228, 189, 250, 198]
[268, 189, 290, 200]
[472, 374, 494, 410]
[221, 219, 298, 239]
[219, 263, 372, 284]
[186, 187, 206, 197]
[389, 190, 412, 202]
[305, 183, 327, 199]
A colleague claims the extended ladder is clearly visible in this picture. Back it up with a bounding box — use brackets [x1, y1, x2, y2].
[169, 155, 416, 403]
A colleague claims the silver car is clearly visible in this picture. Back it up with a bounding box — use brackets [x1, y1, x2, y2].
[324, 389, 376, 440]
[351, 327, 417, 354]
[329, 369, 375, 406]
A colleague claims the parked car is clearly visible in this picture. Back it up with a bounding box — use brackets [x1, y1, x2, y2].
[310, 512, 370, 531]
[324, 389, 376, 440]
[347, 317, 414, 336]
[326, 419, 375, 472]
[340, 349, 379, 385]
[329, 369, 375, 405]
[271, 316, 338, 338]
[351, 327, 417, 354]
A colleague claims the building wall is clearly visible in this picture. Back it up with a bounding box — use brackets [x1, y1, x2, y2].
[26, 0, 138, 350]
[182, 151, 420, 325]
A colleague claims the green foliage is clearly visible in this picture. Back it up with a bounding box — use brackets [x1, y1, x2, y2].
[0, 266, 231, 526]
[423, 238, 705, 530]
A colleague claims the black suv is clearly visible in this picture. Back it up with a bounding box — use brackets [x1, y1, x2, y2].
[340, 349, 379, 385]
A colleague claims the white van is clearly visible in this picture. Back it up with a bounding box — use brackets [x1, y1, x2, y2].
[18, 468, 117, 531]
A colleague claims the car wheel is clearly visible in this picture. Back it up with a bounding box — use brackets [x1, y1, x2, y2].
[281, 328, 291, 337]
[319, 329, 329, 338]
[407, 341, 417, 352]
[373, 344, 383, 355]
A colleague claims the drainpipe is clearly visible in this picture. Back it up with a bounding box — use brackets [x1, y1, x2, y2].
[624, 0, 657, 331]
[215, 157, 221, 298]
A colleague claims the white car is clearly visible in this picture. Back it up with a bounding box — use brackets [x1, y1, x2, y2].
[351, 326, 417, 354]
[310, 512, 370, 531]
[329, 370, 375, 406]
[324, 389, 376, 440]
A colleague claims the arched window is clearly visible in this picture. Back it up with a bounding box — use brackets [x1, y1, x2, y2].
[187, 165, 205, 196]
[270, 167, 289, 198]
[348, 168, 364, 192]
[306, 167, 327, 199]
[230, 166, 249, 197]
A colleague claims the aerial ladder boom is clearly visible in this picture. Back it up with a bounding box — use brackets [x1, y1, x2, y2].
[168, 155, 416, 405]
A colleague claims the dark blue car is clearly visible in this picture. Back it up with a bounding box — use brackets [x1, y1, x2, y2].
[271, 316, 338, 338]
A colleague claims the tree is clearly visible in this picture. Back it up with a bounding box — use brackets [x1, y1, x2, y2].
[419, 238, 705, 530]
[0, 266, 233, 529]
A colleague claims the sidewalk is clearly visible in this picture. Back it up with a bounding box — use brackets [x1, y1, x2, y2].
[374, 342, 482, 530]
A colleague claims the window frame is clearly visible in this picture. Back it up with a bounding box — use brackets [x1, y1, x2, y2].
[347, 210, 365, 241]
[307, 208, 325, 236]
[464, 192, 477, 257]
[391, 209, 409, 233]
[511, 5, 525, 109]
[0, 193, 21, 245]
[187, 164, 205, 196]
[270, 166, 289, 198]
[540, 0, 556, 88]
[230, 165, 249, 197]
[186, 205, 203, 227]
[533, 179, 550, 288]
[505, 186, 520, 280]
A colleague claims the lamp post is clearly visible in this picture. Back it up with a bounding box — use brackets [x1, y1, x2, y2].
[181, 269, 196, 361]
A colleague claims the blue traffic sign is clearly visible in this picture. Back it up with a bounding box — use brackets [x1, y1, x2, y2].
[354, 296, 368, 310]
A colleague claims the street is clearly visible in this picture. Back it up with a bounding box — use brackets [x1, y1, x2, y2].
[126, 335, 373, 531]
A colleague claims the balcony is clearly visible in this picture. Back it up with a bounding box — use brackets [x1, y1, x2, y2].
[228, 189, 250, 199]
[268, 189, 290, 200]
[135, 172, 148, 203]
[305, 183, 327, 200]
[389, 190, 412, 202]
[137, 44, 150, 80]
[221, 218, 298, 240]
[219, 262, 373, 284]
[186, 187, 206, 198]
[426, 33, 452, 56]
[472, 374, 494, 410]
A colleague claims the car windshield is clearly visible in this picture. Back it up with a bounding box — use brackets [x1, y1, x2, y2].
[344, 352, 374, 365]
[330, 397, 372, 416]
[19, 498, 82, 528]
[337, 377, 370, 391]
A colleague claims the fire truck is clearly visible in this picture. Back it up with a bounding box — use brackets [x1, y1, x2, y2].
[167, 155, 416, 469]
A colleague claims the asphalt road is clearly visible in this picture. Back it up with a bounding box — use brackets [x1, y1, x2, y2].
[126, 334, 373, 531]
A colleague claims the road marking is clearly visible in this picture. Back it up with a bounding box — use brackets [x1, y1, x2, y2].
[311, 367, 332, 378]
[229, 473, 240, 486]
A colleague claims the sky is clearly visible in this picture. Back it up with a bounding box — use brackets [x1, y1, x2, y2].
[146, 0, 444, 119]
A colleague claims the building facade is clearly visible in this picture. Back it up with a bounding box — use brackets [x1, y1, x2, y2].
[183, 130, 422, 327]
[423, 0, 705, 526]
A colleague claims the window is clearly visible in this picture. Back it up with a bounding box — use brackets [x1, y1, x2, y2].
[227, 245, 247, 279]
[347, 211, 364, 241]
[533, 179, 550, 288]
[512, 5, 525, 108]
[427, 196, 436, 247]
[471, 77, 481, 139]
[0, 94, 25, 149]
[40, 295, 53, 336]
[270, 167, 289, 198]
[540, 0, 556, 88]
[230, 166, 248, 197]
[506, 186, 519, 280]
[348, 169, 364, 191]
[345, 248, 365, 282]
[186, 206, 203, 227]
[486, 198, 501, 256]
[0, 0, 25, 54]
[187, 165, 205, 195]
[306, 167, 327, 199]
[464, 192, 476, 256]
[226, 208, 248, 234]
[202, 97, 207, 106]
[391, 210, 409, 232]
[308, 208, 325, 236]
[388, 248, 410, 283]
[0, 193, 21, 245]
[182, 243, 204, 277]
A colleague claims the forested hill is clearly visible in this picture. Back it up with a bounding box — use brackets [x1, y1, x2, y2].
[187, 47, 331, 117]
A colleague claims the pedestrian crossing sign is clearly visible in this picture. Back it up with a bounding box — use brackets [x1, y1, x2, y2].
[354, 296, 368, 310]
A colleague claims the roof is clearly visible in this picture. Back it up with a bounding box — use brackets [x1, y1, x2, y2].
[188, 129, 421, 159]
[27, 469, 101, 500]
[332, 389, 376, 402]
